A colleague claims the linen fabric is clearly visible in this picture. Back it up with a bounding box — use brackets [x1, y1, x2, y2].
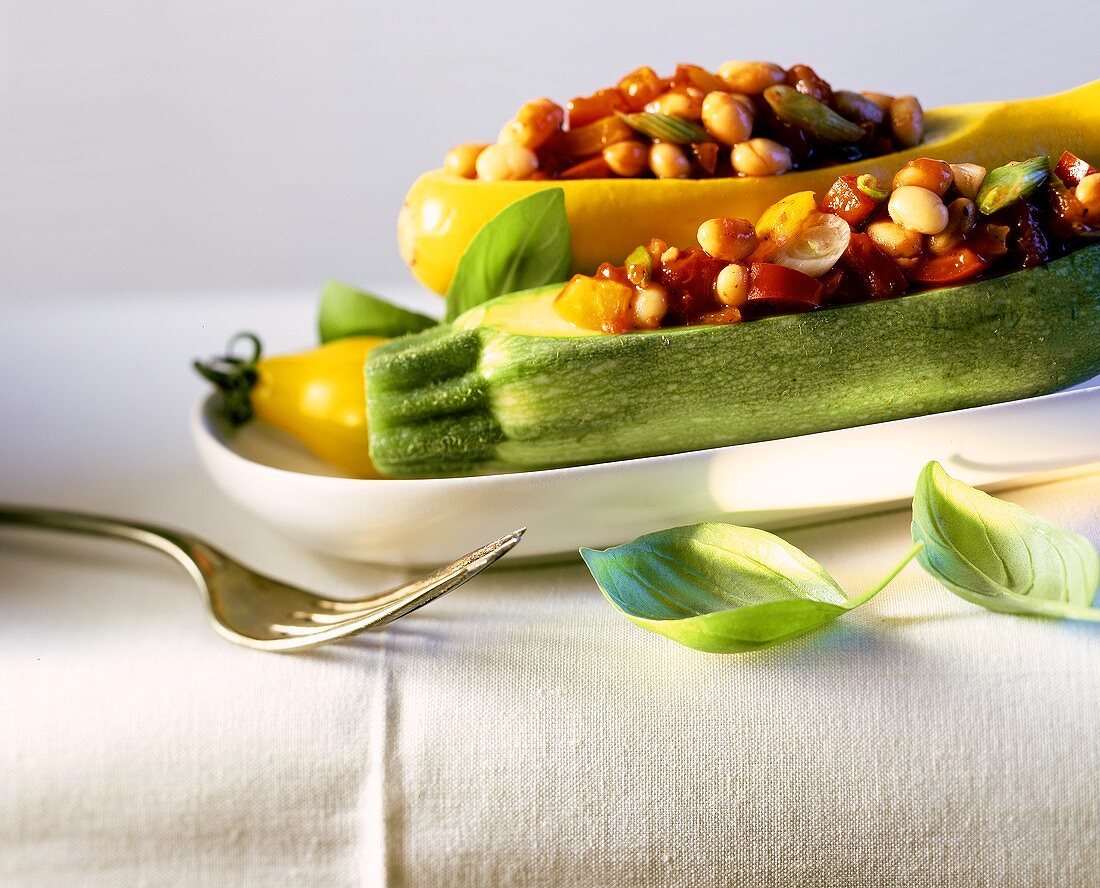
[2, 295, 1098, 887]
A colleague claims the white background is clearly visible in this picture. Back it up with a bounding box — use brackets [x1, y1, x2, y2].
[1, 0, 1095, 304]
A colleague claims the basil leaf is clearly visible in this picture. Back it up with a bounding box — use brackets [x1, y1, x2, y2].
[912, 462, 1100, 619]
[444, 189, 571, 322]
[318, 280, 436, 343]
[582, 523, 854, 653]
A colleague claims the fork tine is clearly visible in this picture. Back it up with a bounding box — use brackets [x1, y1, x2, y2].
[311, 527, 528, 614]
[248, 527, 526, 652]
[351, 526, 526, 625]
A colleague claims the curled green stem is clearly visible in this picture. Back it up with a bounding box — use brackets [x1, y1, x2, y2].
[193, 332, 263, 425]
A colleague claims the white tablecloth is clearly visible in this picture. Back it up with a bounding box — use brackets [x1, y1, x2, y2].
[2, 294, 1099, 886]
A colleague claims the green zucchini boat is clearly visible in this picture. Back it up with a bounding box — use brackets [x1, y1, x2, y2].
[367, 243, 1100, 477]
[369, 150, 1100, 478]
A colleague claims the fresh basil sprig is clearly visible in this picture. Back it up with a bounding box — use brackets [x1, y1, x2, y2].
[582, 524, 919, 653]
[445, 188, 572, 322]
[585, 462, 1099, 653]
[912, 461, 1100, 619]
[318, 280, 437, 343]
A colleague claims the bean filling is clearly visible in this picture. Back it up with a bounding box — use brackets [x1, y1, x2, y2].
[443, 61, 924, 182]
[553, 151, 1100, 333]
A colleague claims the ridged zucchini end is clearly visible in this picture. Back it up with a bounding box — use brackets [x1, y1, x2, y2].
[366, 325, 502, 476]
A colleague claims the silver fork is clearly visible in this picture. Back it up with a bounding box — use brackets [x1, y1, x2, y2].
[0, 505, 524, 652]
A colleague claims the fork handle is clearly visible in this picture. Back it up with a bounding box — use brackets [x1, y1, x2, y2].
[0, 505, 203, 573]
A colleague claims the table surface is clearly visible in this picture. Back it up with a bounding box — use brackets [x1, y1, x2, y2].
[2, 293, 1099, 887]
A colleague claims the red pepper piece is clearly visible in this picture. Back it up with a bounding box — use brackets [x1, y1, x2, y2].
[908, 248, 990, 285]
[657, 248, 727, 322]
[1054, 150, 1099, 188]
[820, 175, 881, 227]
[558, 156, 613, 180]
[670, 63, 725, 94]
[691, 142, 719, 176]
[744, 262, 826, 317]
[566, 89, 627, 130]
[838, 232, 909, 299]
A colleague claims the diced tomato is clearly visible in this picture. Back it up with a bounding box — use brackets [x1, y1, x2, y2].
[908, 248, 990, 285]
[992, 198, 1049, 268]
[657, 248, 725, 290]
[838, 232, 908, 299]
[566, 89, 627, 130]
[1047, 177, 1098, 238]
[561, 116, 635, 158]
[745, 262, 826, 316]
[1054, 150, 1099, 188]
[553, 275, 634, 333]
[533, 131, 570, 177]
[657, 248, 726, 321]
[785, 64, 832, 103]
[646, 238, 670, 263]
[617, 66, 665, 112]
[558, 156, 613, 179]
[670, 63, 726, 94]
[817, 264, 848, 302]
[820, 175, 882, 228]
[691, 142, 719, 175]
[968, 223, 1010, 262]
[594, 262, 631, 287]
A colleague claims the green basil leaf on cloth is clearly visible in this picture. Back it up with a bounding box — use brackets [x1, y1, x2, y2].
[912, 461, 1100, 619]
[582, 523, 859, 653]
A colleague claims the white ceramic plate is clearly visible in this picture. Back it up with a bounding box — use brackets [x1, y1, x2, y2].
[193, 382, 1100, 566]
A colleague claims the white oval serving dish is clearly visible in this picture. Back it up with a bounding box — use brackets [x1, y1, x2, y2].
[193, 382, 1100, 566]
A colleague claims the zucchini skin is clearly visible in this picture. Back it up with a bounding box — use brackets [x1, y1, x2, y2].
[367, 245, 1100, 477]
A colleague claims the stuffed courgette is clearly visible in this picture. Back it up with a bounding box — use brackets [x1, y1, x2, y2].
[371, 151, 1100, 478]
[368, 244, 1099, 477]
[400, 75, 1100, 295]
